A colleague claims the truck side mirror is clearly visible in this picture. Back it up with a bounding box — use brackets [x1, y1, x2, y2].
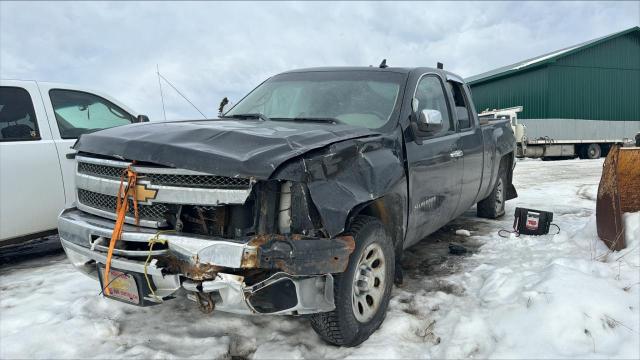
[136, 115, 150, 123]
[417, 109, 443, 133]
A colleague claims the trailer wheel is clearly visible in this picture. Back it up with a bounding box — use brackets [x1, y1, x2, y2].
[577, 145, 588, 159]
[310, 216, 394, 347]
[586, 143, 601, 159]
[477, 162, 506, 218]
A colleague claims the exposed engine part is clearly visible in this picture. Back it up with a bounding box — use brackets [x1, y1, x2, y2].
[179, 205, 227, 237]
[278, 181, 292, 234]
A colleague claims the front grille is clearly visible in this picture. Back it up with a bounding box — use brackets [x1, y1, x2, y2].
[145, 173, 250, 189]
[78, 162, 251, 189]
[78, 162, 124, 179]
[77, 189, 170, 223]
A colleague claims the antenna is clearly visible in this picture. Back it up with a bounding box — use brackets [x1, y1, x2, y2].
[157, 64, 167, 121]
[156, 69, 207, 120]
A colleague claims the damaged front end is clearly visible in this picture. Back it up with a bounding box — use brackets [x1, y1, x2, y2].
[59, 155, 356, 315]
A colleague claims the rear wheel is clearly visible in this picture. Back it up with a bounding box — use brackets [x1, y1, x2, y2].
[577, 145, 588, 159]
[310, 216, 394, 347]
[477, 162, 507, 218]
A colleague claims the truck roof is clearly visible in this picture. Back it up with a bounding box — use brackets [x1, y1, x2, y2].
[279, 66, 464, 82]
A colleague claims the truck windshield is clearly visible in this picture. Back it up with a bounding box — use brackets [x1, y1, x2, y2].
[226, 71, 404, 129]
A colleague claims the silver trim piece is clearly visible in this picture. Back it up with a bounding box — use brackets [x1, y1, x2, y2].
[77, 202, 163, 228]
[62, 239, 164, 276]
[58, 208, 255, 269]
[77, 155, 215, 176]
[90, 236, 167, 257]
[61, 240, 181, 299]
[182, 272, 335, 315]
[76, 173, 253, 206]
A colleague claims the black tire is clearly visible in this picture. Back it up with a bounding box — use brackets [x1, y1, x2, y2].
[577, 145, 588, 159]
[477, 162, 507, 218]
[586, 143, 601, 159]
[310, 216, 395, 347]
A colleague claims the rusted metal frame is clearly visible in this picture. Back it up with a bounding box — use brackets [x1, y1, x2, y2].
[161, 233, 356, 281]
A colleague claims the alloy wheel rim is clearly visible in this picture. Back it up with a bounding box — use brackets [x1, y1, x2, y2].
[352, 242, 386, 323]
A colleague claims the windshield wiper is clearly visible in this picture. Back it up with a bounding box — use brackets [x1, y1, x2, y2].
[221, 113, 271, 122]
[271, 117, 342, 124]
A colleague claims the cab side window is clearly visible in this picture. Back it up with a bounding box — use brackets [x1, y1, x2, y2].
[0, 87, 40, 141]
[414, 75, 454, 135]
[447, 82, 473, 130]
[49, 89, 134, 139]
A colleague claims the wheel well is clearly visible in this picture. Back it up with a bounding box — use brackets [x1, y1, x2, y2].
[346, 194, 404, 250]
[500, 152, 513, 180]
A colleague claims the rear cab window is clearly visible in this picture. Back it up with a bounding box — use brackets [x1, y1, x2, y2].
[49, 89, 134, 139]
[447, 81, 474, 130]
[0, 87, 40, 141]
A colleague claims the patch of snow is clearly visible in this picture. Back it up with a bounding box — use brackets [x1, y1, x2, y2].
[456, 229, 471, 237]
[1, 158, 638, 359]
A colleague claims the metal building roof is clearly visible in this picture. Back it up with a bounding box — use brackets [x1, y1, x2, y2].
[467, 26, 640, 84]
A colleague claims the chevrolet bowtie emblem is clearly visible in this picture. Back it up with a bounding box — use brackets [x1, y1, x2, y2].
[125, 184, 158, 202]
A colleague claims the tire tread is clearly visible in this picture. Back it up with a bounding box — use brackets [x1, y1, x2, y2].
[310, 216, 389, 346]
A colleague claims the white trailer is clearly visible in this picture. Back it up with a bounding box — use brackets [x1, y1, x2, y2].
[478, 107, 639, 160]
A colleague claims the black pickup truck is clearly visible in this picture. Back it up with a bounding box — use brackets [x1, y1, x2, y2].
[59, 66, 517, 346]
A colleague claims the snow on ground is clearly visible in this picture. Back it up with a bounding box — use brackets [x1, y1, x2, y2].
[1, 158, 639, 359]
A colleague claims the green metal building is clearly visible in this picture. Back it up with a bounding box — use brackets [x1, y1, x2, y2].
[467, 26, 640, 144]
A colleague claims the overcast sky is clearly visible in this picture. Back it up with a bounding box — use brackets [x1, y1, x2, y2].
[1, 1, 638, 120]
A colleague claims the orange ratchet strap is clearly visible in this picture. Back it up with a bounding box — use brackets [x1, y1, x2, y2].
[102, 164, 140, 295]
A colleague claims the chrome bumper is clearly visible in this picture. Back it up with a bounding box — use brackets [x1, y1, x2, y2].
[59, 208, 335, 314]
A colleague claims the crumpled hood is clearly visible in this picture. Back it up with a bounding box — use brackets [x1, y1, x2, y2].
[74, 119, 377, 179]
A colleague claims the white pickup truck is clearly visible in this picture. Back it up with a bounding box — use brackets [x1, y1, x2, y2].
[0, 80, 147, 245]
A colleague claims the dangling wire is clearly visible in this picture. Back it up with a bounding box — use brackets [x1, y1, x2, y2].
[143, 230, 175, 302]
[157, 64, 167, 121]
[157, 69, 207, 120]
[498, 214, 520, 238]
[498, 229, 520, 238]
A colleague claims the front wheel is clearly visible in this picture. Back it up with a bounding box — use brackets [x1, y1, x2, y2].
[310, 216, 394, 347]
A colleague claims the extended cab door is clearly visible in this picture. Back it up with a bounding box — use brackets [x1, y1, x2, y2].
[0, 82, 66, 242]
[37, 84, 137, 208]
[403, 73, 462, 248]
[447, 78, 485, 216]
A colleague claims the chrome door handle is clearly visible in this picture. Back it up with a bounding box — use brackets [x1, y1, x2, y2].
[450, 150, 464, 158]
